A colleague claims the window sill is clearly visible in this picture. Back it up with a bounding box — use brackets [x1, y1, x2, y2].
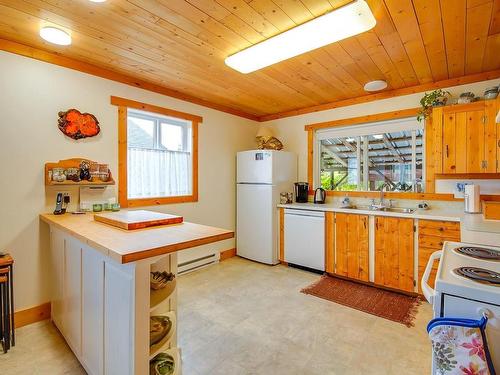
[124, 194, 198, 208]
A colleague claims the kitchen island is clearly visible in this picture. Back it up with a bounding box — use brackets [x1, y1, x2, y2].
[40, 212, 234, 375]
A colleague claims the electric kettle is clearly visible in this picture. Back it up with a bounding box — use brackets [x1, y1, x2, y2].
[314, 188, 326, 204]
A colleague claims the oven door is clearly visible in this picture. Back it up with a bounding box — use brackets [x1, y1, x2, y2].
[443, 294, 500, 372]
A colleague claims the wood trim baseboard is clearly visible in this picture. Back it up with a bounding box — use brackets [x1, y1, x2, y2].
[14, 302, 51, 328]
[220, 248, 237, 261]
[0, 38, 258, 121]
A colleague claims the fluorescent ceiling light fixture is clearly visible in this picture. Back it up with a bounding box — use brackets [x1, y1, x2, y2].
[225, 0, 376, 74]
[372, 134, 384, 139]
[39, 26, 71, 46]
[364, 80, 387, 92]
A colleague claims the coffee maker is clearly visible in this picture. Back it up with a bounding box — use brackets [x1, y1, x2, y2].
[294, 182, 309, 203]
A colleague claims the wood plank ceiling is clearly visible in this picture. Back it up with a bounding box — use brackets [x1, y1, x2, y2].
[0, 0, 499, 120]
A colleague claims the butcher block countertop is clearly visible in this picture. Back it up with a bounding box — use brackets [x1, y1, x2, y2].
[40, 212, 234, 264]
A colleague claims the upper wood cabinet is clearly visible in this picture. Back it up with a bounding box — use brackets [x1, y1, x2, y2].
[426, 98, 499, 191]
[334, 213, 369, 281]
[374, 216, 415, 292]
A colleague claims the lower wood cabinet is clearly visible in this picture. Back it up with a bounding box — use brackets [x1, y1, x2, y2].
[374, 216, 415, 292]
[334, 213, 369, 282]
[418, 220, 460, 293]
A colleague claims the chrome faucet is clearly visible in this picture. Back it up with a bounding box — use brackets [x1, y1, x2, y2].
[379, 182, 391, 207]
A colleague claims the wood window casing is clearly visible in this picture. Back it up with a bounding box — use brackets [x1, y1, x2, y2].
[305, 107, 500, 201]
[112, 96, 201, 208]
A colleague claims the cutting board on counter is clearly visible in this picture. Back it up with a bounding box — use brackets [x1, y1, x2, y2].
[94, 210, 183, 230]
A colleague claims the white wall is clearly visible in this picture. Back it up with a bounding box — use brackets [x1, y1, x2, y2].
[264, 79, 500, 187]
[0, 51, 258, 311]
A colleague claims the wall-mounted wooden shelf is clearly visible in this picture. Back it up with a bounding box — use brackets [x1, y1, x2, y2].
[45, 158, 115, 186]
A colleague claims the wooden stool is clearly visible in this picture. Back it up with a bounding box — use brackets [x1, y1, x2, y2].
[0, 254, 14, 349]
[0, 268, 10, 353]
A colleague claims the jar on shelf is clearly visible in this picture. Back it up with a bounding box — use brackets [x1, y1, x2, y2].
[99, 164, 109, 182]
[89, 162, 99, 182]
[65, 167, 80, 182]
[52, 168, 66, 183]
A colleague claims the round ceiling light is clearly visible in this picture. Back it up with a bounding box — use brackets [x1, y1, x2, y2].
[39, 26, 71, 45]
[364, 80, 388, 92]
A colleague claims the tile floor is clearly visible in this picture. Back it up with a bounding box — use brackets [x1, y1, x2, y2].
[0, 257, 433, 374]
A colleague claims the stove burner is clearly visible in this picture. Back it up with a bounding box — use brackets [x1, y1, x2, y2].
[454, 267, 500, 286]
[455, 246, 500, 261]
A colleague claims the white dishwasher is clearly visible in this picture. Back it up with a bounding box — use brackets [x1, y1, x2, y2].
[284, 209, 325, 271]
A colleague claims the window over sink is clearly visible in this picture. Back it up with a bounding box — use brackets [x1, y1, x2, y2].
[316, 117, 424, 192]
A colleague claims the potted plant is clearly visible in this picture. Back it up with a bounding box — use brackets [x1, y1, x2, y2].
[417, 89, 451, 121]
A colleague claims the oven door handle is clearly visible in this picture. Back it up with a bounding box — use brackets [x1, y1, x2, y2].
[421, 250, 442, 305]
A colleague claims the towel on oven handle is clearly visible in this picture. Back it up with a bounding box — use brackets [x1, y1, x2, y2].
[427, 316, 496, 375]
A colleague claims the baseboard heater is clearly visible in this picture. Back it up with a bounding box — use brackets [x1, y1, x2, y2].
[178, 253, 218, 274]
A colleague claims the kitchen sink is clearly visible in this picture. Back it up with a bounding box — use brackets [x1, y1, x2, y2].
[377, 207, 415, 214]
[343, 205, 415, 214]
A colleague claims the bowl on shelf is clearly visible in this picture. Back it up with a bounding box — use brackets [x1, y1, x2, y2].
[150, 351, 176, 375]
[484, 86, 498, 100]
[150, 315, 173, 347]
[151, 271, 175, 290]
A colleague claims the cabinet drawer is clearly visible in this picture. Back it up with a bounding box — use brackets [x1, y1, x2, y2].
[418, 235, 447, 250]
[418, 246, 443, 264]
[418, 220, 460, 239]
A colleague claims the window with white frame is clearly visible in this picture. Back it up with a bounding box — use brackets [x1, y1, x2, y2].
[316, 117, 424, 192]
[127, 109, 192, 199]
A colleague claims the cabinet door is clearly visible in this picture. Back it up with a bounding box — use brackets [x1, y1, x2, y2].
[335, 213, 369, 281]
[374, 216, 414, 292]
[104, 262, 134, 375]
[466, 109, 486, 173]
[64, 236, 82, 356]
[325, 212, 335, 273]
[82, 247, 105, 375]
[485, 100, 497, 173]
[443, 112, 468, 173]
[49, 228, 65, 330]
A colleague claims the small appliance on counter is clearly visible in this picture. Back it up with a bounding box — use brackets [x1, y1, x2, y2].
[464, 184, 481, 213]
[294, 182, 309, 203]
[313, 187, 326, 204]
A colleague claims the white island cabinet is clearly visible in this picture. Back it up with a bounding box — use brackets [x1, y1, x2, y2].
[41, 213, 234, 375]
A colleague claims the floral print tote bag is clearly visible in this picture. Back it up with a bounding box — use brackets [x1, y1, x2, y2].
[427, 316, 496, 375]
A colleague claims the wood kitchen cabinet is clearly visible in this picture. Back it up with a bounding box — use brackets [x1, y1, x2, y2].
[438, 100, 498, 174]
[334, 213, 369, 282]
[418, 220, 460, 293]
[374, 216, 414, 292]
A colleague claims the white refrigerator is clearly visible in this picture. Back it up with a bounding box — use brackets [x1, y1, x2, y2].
[236, 150, 297, 265]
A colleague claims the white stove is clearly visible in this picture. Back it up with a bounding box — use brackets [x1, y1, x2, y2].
[422, 241, 500, 373]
